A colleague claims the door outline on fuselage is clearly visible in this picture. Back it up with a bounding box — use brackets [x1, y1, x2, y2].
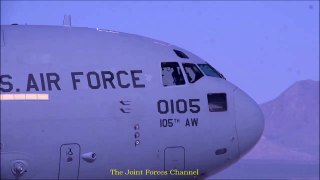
[58, 143, 81, 180]
[164, 146, 185, 171]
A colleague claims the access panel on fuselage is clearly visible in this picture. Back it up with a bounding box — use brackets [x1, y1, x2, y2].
[58, 143, 80, 179]
[164, 147, 185, 171]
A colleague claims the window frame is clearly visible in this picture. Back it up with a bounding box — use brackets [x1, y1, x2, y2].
[161, 62, 186, 87]
[207, 93, 228, 112]
[197, 63, 225, 79]
[182, 63, 204, 84]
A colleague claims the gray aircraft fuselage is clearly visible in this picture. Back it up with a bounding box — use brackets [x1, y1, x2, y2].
[0, 25, 264, 179]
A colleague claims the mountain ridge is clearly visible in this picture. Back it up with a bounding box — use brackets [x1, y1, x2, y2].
[245, 79, 319, 161]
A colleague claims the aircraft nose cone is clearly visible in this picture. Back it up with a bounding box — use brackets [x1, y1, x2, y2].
[234, 88, 264, 157]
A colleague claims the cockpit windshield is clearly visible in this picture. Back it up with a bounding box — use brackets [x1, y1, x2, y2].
[161, 62, 186, 86]
[182, 63, 204, 83]
[198, 64, 225, 79]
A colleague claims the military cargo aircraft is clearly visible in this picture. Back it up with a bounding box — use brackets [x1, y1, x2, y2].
[0, 17, 264, 179]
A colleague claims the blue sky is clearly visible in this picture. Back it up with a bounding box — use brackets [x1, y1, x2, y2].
[1, 1, 319, 103]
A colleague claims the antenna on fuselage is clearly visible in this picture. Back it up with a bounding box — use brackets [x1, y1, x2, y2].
[63, 15, 72, 26]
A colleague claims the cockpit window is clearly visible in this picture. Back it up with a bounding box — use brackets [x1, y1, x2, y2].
[207, 93, 228, 112]
[173, 49, 189, 59]
[182, 63, 204, 83]
[161, 62, 186, 86]
[198, 64, 225, 79]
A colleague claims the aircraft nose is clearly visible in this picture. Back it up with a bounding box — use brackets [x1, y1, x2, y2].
[234, 88, 264, 157]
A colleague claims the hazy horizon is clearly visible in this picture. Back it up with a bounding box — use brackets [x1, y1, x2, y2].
[212, 79, 319, 179]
